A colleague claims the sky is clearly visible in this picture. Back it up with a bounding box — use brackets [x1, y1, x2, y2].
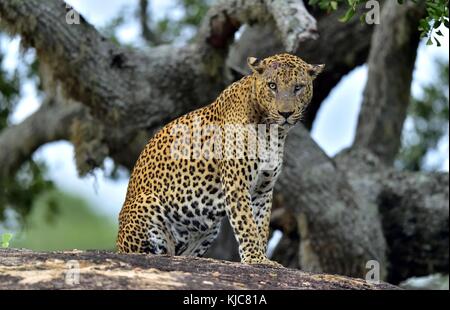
[1, 0, 449, 220]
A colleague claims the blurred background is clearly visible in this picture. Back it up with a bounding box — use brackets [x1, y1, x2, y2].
[0, 0, 448, 289]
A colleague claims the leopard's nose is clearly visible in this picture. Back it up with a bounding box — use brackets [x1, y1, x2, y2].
[278, 111, 294, 119]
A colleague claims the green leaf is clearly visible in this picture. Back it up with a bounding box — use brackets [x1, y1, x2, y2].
[1, 233, 13, 248]
[339, 8, 355, 23]
[436, 30, 444, 36]
[426, 38, 433, 45]
[360, 12, 367, 23]
[330, 1, 338, 10]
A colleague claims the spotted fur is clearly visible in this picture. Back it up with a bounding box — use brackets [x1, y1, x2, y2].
[117, 53, 324, 266]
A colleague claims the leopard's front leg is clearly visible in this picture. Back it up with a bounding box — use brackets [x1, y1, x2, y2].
[251, 190, 273, 253]
[221, 162, 281, 267]
[251, 190, 284, 268]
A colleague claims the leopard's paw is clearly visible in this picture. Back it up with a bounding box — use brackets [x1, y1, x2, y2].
[242, 257, 284, 268]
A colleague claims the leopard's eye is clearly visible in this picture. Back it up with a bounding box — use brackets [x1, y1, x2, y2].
[294, 85, 303, 93]
[268, 82, 277, 91]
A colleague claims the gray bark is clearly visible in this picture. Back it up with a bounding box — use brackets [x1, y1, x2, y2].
[0, 100, 84, 178]
[353, 0, 425, 165]
[269, 206, 301, 269]
[206, 218, 240, 262]
[197, 0, 318, 53]
[377, 171, 449, 283]
[335, 148, 449, 283]
[276, 125, 388, 278]
[138, 0, 163, 45]
[337, 148, 449, 282]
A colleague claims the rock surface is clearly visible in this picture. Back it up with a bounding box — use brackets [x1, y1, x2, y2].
[0, 248, 399, 290]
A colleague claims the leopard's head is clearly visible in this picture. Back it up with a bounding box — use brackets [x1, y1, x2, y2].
[248, 53, 324, 127]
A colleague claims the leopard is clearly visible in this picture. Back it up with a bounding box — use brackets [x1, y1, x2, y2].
[117, 53, 324, 267]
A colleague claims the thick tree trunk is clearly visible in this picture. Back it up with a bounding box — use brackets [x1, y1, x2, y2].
[335, 148, 449, 283]
[353, 0, 425, 165]
[0, 249, 399, 290]
[378, 171, 449, 283]
[275, 125, 387, 278]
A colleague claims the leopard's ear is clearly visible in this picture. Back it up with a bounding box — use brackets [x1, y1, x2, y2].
[247, 57, 264, 74]
[307, 64, 325, 80]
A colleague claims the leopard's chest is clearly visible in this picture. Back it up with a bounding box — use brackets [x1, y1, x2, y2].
[249, 132, 286, 195]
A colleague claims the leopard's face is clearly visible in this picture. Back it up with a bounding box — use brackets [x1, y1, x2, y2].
[248, 54, 324, 127]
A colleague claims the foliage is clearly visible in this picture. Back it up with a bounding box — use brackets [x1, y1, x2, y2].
[1, 232, 12, 248]
[10, 190, 116, 251]
[0, 48, 19, 129]
[308, 0, 449, 45]
[140, 0, 211, 45]
[0, 43, 55, 222]
[397, 60, 449, 171]
[0, 161, 55, 222]
[418, 0, 449, 46]
[98, 0, 211, 46]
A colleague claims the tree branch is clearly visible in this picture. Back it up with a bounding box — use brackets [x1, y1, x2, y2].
[197, 0, 317, 52]
[352, 0, 426, 164]
[0, 0, 135, 124]
[0, 95, 142, 178]
[335, 148, 449, 284]
[226, 4, 376, 129]
[379, 171, 449, 283]
[270, 206, 301, 269]
[0, 101, 84, 178]
[138, 0, 162, 45]
[273, 125, 388, 279]
[0, 0, 217, 130]
[0, 0, 317, 132]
